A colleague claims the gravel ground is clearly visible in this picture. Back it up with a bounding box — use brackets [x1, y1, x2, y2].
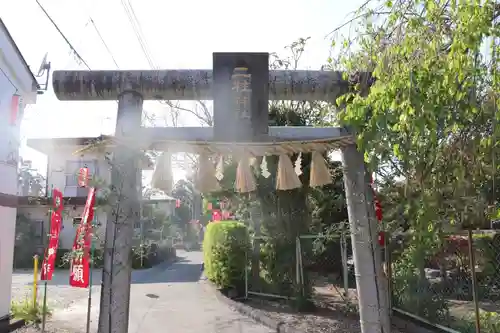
[11, 323, 72, 333]
[11, 270, 102, 310]
[244, 298, 432, 333]
[11, 253, 272, 333]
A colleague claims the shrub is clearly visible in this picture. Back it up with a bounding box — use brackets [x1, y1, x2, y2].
[131, 242, 176, 269]
[11, 297, 51, 324]
[56, 242, 175, 270]
[455, 310, 500, 333]
[203, 221, 250, 292]
[392, 250, 449, 322]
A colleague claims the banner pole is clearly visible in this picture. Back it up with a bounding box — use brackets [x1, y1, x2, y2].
[41, 185, 53, 333]
[32, 255, 39, 308]
[85, 217, 95, 333]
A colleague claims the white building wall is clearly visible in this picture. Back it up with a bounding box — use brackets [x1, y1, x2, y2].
[0, 20, 38, 320]
[24, 145, 111, 250]
[18, 205, 108, 250]
[45, 146, 111, 193]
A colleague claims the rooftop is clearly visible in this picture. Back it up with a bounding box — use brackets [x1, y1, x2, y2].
[27, 135, 113, 154]
[18, 195, 175, 207]
[0, 18, 39, 92]
[27, 135, 154, 170]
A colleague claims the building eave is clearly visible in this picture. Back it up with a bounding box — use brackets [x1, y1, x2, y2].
[26, 135, 113, 155]
[18, 196, 175, 207]
[27, 135, 154, 170]
[0, 18, 39, 92]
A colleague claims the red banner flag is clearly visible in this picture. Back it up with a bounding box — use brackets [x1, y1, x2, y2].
[78, 167, 89, 187]
[40, 189, 64, 281]
[175, 199, 181, 208]
[10, 95, 19, 125]
[69, 187, 96, 288]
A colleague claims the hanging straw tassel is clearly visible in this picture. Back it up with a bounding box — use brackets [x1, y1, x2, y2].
[309, 151, 333, 187]
[151, 152, 173, 193]
[235, 155, 256, 193]
[294, 152, 303, 176]
[215, 155, 224, 181]
[276, 154, 302, 190]
[260, 155, 271, 178]
[196, 154, 221, 193]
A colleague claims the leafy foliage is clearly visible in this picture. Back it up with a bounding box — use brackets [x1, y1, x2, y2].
[11, 297, 51, 324]
[203, 221, 250, 293]
[329, 0, 499, 324]
[13, 214, 42, 269]
[18, 159, 45, 196]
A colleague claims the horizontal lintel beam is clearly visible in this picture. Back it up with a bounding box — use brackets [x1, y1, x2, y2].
[138, 126, 351, 143]
[51, 70, 363, 101]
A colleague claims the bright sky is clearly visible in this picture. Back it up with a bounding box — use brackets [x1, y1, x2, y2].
[1, 0, 363, 186]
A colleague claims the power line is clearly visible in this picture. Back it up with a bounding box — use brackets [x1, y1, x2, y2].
[120, 0, 156, 68]
[90, 18, 120, 68]
[35, 0, 91, 70]
[126, 0, 156, 67]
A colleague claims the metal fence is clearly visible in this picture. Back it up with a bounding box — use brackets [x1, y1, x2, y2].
[245, 230, 500, 333]
[245, 233, 357, 308]
[389, 230, 500, 333]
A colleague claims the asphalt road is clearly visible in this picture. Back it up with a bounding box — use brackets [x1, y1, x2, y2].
[42, 250, 272, 333]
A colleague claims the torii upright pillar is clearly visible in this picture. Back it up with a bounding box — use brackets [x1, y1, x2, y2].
[52, 53, 389, 333]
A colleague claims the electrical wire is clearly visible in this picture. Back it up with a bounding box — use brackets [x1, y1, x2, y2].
[63, 19, 91, 69]
[35, 0, 91, 70]
[126, 0, 156, 67]
[90, 18, 120, 68]
[120, 0, 156, 68]
[36, 0, 157, 129]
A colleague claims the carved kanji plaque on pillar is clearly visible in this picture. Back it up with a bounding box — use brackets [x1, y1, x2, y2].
[213, 53, 269, 142]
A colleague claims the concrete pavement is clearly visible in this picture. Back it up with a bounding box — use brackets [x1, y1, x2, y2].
[48, 250, 273, 333]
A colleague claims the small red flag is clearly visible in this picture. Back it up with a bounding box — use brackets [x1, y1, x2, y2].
[212, 209, 222, 221]
[52, 188, 64, 213]
[175, 199, 181, 208]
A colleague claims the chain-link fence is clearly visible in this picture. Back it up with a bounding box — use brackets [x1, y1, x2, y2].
[245, 230, 500, 332]
[389, 230, 500, 333]
[245, 235, 296, 300]
[298, 234, 358, 310]
[245, 233, 357, 309]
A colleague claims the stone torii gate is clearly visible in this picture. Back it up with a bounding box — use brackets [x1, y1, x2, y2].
[52, 52, 388, 333]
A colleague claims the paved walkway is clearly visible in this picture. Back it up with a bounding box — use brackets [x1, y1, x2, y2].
[47, 251, 272, 333]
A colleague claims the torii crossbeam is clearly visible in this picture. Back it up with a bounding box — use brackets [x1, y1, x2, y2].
[52, 52, 388, 333]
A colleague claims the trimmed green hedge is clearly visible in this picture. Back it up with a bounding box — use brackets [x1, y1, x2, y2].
[203, 221, 250, 292]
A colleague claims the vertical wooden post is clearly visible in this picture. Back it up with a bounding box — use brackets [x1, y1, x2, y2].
[98, 91, 143, 333]
[341, 143, 390, 333]
[467, 230, 481, 333]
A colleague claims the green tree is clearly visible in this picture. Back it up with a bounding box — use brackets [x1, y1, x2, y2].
[18, 159, 45, 196]
[331, 0, 499, 321]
